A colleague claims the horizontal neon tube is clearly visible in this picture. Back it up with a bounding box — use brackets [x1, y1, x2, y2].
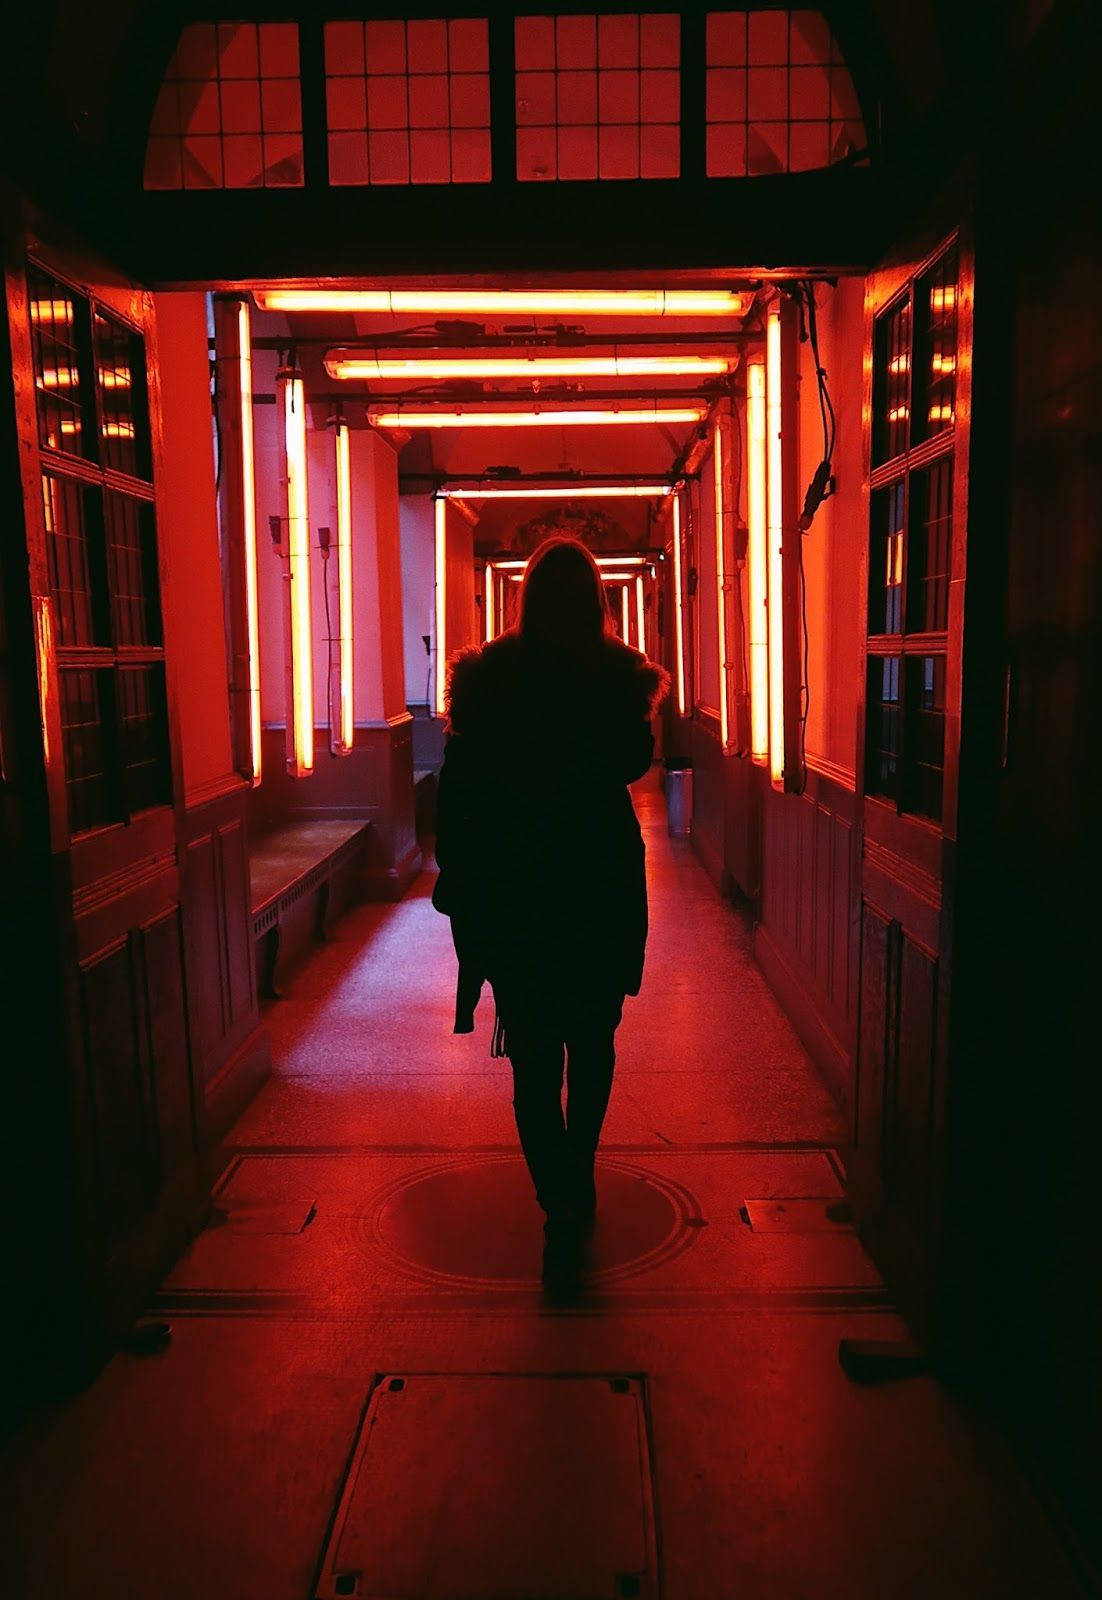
[441, 484, 671, 501]
[326, 352, 733, 380]
[369, 407, 706, 429]
[255, 288, 747, 317]
[494, 555, 647, 570]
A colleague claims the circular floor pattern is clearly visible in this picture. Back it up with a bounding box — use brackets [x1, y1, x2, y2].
[362, 1154, 702, 1289]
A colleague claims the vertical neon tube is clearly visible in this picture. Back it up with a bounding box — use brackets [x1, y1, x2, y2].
[619, 584, 630, 640]
[434, 496, 447, 715]
[484, 562, 495, 642]
[671, 495, 687, 714]
[634, 573, 646, 653]
[279, 368, 313, 776]
[746, 361, 769, 764]
[236, 301, 262, 782]
[713, 416, 730, 751]
[766, 310, 785, 788]
[334, 420, 354, 752]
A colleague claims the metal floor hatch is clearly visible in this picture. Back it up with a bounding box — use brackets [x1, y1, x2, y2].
[314, 1374, 659, 1600]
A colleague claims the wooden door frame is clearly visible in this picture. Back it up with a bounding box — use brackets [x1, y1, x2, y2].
[850, 177, 977, 1349]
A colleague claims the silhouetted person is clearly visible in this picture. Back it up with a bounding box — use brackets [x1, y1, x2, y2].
[432, 536, 669, 1295]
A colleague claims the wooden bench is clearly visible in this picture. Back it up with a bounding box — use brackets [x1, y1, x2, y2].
[250, 819, 372, 1000]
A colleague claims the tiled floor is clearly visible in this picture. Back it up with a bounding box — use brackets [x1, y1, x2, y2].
[0, 781, 1085, 1599]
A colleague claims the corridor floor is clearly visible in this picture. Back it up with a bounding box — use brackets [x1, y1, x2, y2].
[0, 782, 1085, 1599]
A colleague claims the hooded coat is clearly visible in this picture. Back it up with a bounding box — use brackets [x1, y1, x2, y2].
[432, 629, 670, 1036]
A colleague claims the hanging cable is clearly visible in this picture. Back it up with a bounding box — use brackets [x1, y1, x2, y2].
[319, 526, 338, 757]
[790, 281, 839, 794]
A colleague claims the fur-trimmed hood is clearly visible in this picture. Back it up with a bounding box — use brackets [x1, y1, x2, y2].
[445, 630, 670, 736]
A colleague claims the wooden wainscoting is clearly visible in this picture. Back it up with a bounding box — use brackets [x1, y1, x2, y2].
[251, 716, 422, 901]
[179, 780, 269, 1145]
[68, 807, 208, 1330]
[755, 759, 861, 1120]
[689, 710, 725, 891]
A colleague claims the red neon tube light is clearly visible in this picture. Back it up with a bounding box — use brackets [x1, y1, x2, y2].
[369, 406, 706, 430]
[326, 351, 733, 381]
[746, 361, 769, 765]
[334, 419, 354, 752]
[255, 288, 747, 317]
[671, 494, 687, 715]
[278, 367, 314, 776]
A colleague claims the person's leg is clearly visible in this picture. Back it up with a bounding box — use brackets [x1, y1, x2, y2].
[563, 992, 625, 1216]
[492, 982, 570, 1215]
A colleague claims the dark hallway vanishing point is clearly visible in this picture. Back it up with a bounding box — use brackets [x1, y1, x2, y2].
[0, 782, 1085, 1599]
[2, 1, 1101, 1595]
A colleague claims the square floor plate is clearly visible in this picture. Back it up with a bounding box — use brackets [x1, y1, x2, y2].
[741, 1198, 854, 1233]
[219, 1201, 317, 1234]
[315, 1374, 658, 1599]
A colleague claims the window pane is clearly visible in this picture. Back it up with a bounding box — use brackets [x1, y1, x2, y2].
[865, 655, 901, 802]
[873, 295, 911, 464]
[904, 655, 946, 821]
[105, 492, 162, 647]
[118, 665, 173, 814]
[907, 457, 952, 633]
[914, 244, 959, 441]
[93, 310, 150, 479]
[327, 17, 491, 185]
[143, 21, 305, 190]
[705, 10, 866, 176]
[516, 13, 680, 180]
[60, 668, 117, 834]
[869, 479, 905, 636]
[29, 267, 90, 458]
[42, 475, 106, 647]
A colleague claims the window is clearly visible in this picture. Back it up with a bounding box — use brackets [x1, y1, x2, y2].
[143, 21, 304, 190]
[515, 13, 680, 181]
[864, 242, 958, 825]
[705, 9, 865, 176]
[324, 18, 491, 184]
[31, 266, 171, 836]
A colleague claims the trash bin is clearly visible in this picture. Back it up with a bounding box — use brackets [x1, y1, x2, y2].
[665, 764, 693, 836]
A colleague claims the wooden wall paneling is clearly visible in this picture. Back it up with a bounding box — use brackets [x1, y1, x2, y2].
[181, 830, 225, 1079]
[218, 815, 256, 1030]
[887, 932, 938, 1244]
[755, 767, 859, 1120]
[853, 900, 894, 1219]
[78, 936, 156, 1252]
[139, 905, 198, 1180]
[689, 712, 724, 891]
[178, 783, 268, 1145]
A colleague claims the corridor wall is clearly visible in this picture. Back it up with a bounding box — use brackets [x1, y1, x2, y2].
[156, 291, 266, 1141]
[755, 278, 865, 1119]
[247, 414, 420, 898]
[399, 494, 435, 707]
[153, 293, 234, 803]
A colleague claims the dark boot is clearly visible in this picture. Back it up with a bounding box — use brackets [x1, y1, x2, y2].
[542, 1214, 586, 1301]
